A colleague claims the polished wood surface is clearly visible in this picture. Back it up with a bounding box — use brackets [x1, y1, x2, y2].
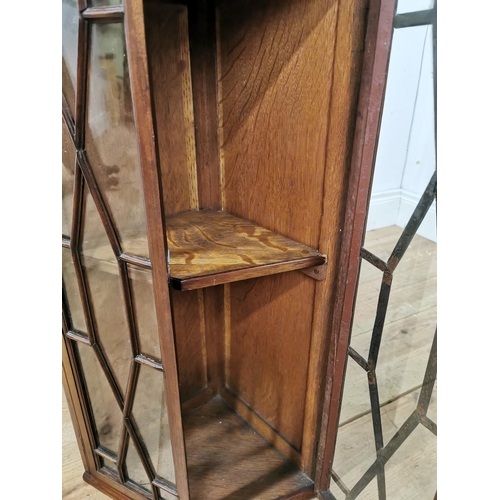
[220, 387, 303, 464]
[188, 0, 221, 211]
[166, 210, 326, 291]
[184, 396, 314, 500]
[145, 2, 199, 217]
[226, 272, 315, 453]
[172, 288, 208, 402]
[77, 209, 325, 291]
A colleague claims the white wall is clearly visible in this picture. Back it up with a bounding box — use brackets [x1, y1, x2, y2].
[367, 4, 436, 243]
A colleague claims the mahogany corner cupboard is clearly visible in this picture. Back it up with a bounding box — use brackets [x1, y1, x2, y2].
[61, 0, 392, 498]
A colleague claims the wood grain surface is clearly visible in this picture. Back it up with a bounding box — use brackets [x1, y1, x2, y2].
[145, 2, 199, 217]
[302, 0, 370, 475]
[215, 0, 363, 475]
[183, 396, 314, 500]
[166, 210, 326, 290]
[217, 0, 337, 244]
[171, 289, 209, 402]
[226, 272, 316, 452]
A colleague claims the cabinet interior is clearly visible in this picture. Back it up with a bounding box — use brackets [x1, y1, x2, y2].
[140, 0, 345, 498]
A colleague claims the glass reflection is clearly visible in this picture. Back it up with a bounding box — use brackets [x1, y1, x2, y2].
[91, 0, 122, 5]
[365, 24, 435, 260]
[62, 0, 79, 115]
[62, 248, 86, 333]
[132, 365, 176, 485]
[331, 211, 437, 498]
[76, 342, 122, 454]
[62, 119, 76, 238]
[128, 265, 161, 359]
[397, 0, 434, 15]
[126, 440, 151, 491]
[330, 13, 436, 497]
[80, 186, 132, 393]
[101, 457, 118, 472]
[86, 22, 149, 258]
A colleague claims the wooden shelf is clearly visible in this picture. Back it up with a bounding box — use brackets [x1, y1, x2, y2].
[79, 210, 326, 291]
[184, 396, 314, 500]
[166, 210, 326, 291]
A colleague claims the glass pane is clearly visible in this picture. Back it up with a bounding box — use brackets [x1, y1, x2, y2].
[331, 394, 377, 496]
[86, 22, 149, 258]
[81, 186, 132, 393]
[62, 248, 86, 333]
[128, 265, 161, 359]
[350, 260, 381, 360]
[397, 0, 434, 15]
[126, 440, 151, 491]
[133, 365, 175, 485]
[365, 25, 435, 260]
[330, 16, 436, 498]
[80, 185, 114, 264]
[76, 342, 122, 453]
[62, 0, 79, 115]
[62, 119, 76, 238]
[101, 457, 118, 472]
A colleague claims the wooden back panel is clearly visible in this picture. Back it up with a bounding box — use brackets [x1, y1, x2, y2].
[145, 0, 369, 476]
[217, 0, 341, 468]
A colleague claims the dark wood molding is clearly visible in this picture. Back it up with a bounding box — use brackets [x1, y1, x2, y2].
[66, 329, 91, 345]
[301, 0, 372, 474]
[83, 472, 152, 500]
[314, 0, 397, 492]
[62, 336, 94, 473]
[74, 16, 89, 151]
[82, 5, 124, 19]
[181, 387, 216, 417]
[62, 93, 76, 139]
[123, 0, 191, 496]
[173, 255, 326, 291]
[119, 252, 152, 269]
[187, 0, 221, 210]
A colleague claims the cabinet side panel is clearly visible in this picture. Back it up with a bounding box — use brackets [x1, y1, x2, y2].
[217, 0, 339, 456]
[145, 2, 199, 216]
[145, 4, 208, 404]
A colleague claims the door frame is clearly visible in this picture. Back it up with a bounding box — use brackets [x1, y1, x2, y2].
[314, 0, 397, 494]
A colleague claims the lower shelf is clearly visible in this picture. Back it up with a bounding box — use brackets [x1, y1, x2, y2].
[183, 396, 314, 500]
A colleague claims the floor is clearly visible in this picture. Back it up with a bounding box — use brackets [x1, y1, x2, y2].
[329, 226, 437, 499]
[62, 226, 436, 500]
[62, 389, 108, 500]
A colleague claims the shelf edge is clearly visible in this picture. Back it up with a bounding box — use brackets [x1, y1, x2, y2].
[172, 254, 327, 291]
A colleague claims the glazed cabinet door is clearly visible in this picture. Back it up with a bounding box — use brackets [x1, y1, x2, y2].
[62, 1, 190, 498]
